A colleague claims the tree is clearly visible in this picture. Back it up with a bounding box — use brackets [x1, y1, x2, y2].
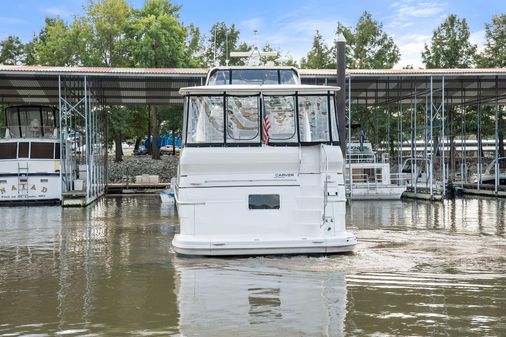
[300, 31, 333, 69]
[0, 36, 25, 65]
[335, 12, 400, 69]
[422, 14, 478, 178]
[479, 14, 506, 158]
[204, 22, 241, 66]
[185, 24, 206, 67]
[480, 14, 506, 67]
[85, 0, 132, 67]
[422, 14, 477, 68]
[29, 17, 93, 66]
[129, 0, 187, 159]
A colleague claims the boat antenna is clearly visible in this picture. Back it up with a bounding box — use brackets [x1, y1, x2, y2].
[225, 31, 229, 66]
[213, 26, 217, 66]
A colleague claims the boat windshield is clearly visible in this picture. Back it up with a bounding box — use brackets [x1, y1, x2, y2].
[184, 93, 338, 146]
[3, 106, 58, 139]
[207, 69, 299, 85]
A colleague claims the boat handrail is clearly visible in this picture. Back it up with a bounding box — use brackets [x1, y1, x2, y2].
[173, 186, 206, 206]
[1, 126, 59, 139]
[321, 144, 329, 228]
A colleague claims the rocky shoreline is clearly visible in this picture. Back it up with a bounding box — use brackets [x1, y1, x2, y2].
[107, 155, 178, 183]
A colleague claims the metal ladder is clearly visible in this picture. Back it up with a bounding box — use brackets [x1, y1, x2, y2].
[17, 162, 29, 195]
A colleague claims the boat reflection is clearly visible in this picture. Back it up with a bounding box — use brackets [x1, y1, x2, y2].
[174, 260, 347, 336]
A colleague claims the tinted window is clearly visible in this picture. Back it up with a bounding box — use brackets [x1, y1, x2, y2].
[18, 142, 29, 158]
[0, 143, 17, 159]
[54, 143, 61, 159]
[31, 142, 54, 159]
[249, 194, 280, 210]
[279, 69, 298, 84]
[208, 70, 229, 85]
[231, 69, 278, 84]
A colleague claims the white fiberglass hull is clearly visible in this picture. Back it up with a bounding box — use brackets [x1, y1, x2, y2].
[348, 185, 407, 200]
[173, 146, 356, 257]
[172, 233, 356, 256]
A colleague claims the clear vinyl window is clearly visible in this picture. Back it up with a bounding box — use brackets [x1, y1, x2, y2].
[298, 96, 330, 142]
[187, 96, 224, 144]
[226, 96, 260, 143]
[263, 96, 297, 142]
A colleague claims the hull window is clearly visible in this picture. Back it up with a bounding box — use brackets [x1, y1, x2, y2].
[226, 96, 260, 143]
[298, 96, 330, 142]
[18, 142, 29, 158]
[31, 142, 55, 159]
[263, 96, 297, 142]
[0, 143, 17, 159]
[249, 194, 280, 210]
[187, 96, 224, 144]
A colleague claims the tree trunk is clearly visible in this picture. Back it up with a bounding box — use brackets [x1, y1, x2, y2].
[134, 137, 141, 153]
[151, 105, 160, 160]
[114, 132, 122, 162]
[172, 130, 176, 155]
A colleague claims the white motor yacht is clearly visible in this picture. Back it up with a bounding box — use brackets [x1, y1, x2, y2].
[0, 105, 61, 203]
[171, 67, 356, 256]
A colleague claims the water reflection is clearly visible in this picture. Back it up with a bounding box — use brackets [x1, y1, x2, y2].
[0, 196, 504, 336]
[174, 260, 347, 337]
[347, 196, 505, 236]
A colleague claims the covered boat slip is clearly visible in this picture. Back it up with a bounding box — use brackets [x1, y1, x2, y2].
[1, 66, 506, 204]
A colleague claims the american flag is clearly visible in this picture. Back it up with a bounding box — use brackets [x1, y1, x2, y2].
[262, 114, 270, 145]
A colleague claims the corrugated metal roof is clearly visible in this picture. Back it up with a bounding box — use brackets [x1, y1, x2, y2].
[2, 65, 506, 78]
[0, 65, 505, 105]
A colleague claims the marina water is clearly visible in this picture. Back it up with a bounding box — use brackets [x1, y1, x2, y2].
[0, 196, 505, 336]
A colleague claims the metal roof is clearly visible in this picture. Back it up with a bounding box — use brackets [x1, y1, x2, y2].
[0, 65, 505, 105]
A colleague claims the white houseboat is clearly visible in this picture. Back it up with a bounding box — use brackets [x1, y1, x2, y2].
[0, 105, 61, 203]
[171, 67, 356, 256]
[346, 139, 407, 200]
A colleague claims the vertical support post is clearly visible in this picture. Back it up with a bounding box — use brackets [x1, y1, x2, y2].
[495, 76, 499, 194]
[429, 76, 434, 197]
[348, 77, 352, 197]
[413, 81, 417, 194]
[84, 76, 91, 200]
[441, 76, 446, 197]
[336, 33, 347, 159]
[58, 75, 64, 197]
[477, 80, 482, 191]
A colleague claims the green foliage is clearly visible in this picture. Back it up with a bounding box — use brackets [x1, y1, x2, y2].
[129, 0, 187, 67]
[422, 14, 477, 68]
[479, 14, 506, 67]
[204, 22, 241, 66]
[335, 12, 400, 69]
[185, 24, 206, 67]
[300, 31, 333, 69]
[0, 35, 25, 65]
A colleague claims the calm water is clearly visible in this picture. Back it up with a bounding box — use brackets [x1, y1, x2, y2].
[0, 196, 505, 336]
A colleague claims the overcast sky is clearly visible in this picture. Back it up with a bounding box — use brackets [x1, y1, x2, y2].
[0, 0, 504, 68]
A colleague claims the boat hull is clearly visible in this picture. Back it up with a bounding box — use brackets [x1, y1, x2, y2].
[348, 185, 407, 200]
[172, 233, 356, 256]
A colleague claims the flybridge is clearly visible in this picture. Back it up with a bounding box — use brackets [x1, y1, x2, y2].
[206, 66, 301, 85]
